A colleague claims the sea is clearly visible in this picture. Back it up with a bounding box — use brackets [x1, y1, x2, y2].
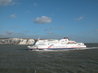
[0, 43, 98, 73]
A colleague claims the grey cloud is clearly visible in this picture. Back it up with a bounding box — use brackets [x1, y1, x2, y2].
[6, 31, 14, 35]
[0, 31, 14, 38]
[10, 14, 16, 18]
[0, 31, 28, 38]
[75, 16, 84, 21]
[33, 16, 52, 24]
[0, 0, 13, 6]
[46, 32, 54, 35]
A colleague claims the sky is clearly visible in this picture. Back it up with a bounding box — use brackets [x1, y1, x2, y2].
[0, 0, 98, 43]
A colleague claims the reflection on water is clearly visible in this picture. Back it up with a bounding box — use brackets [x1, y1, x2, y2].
[0, 44, 98, 73]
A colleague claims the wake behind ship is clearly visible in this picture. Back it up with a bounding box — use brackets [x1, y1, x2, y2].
[27, 37, 86, 51]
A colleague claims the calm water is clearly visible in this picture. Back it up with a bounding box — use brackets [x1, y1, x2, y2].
[0, 43, 98, 73]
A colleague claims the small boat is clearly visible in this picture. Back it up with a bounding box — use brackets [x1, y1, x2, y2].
[27, 37, 86, 51]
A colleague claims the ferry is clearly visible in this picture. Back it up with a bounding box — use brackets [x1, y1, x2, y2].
[27, 37, 86, 51]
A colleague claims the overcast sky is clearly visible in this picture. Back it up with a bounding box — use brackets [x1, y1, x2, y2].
[0, 0, 98, 43]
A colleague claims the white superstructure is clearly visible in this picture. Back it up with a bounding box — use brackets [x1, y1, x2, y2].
[28, 37, 86, 50]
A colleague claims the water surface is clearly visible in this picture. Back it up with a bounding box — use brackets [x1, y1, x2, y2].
[0, 44, 98, 73]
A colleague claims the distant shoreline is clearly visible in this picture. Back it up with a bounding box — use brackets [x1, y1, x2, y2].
[0, 38, 98, 45]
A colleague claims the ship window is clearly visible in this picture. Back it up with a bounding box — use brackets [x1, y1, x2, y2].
[37, 43, 46, 45]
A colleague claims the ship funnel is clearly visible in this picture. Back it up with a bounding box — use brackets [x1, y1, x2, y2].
[64, 37, 69, 39]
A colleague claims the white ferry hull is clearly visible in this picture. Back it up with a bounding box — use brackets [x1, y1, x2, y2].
[27, 37, 86, 51]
